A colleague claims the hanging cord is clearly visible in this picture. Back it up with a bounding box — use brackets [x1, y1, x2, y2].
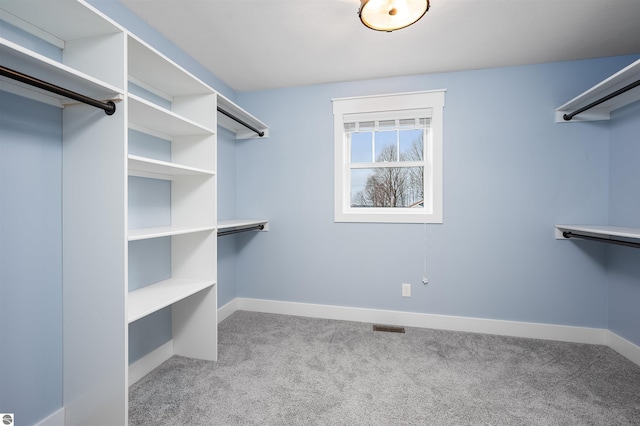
[422, 221, 429, 285]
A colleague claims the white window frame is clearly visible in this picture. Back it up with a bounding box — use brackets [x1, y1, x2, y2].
[333, 90, 444, 224]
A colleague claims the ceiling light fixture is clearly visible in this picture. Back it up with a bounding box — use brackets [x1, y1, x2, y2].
[359, 0, 430, 32]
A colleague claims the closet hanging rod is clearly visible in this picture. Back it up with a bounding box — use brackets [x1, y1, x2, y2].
[563, 78, 640, 121]
[562, 231, 640, 249]
[217, 224, 265, 237]
[0, 65, 116, 115]
[217, 106, 265, 137]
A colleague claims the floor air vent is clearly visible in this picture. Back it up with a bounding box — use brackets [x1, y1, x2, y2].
[373, 324, 405, 333]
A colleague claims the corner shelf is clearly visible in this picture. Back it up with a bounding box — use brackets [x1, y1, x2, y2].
[556, 58, 640, 122]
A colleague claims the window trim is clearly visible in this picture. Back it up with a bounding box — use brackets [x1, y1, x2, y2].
[333, 90, 445, 224]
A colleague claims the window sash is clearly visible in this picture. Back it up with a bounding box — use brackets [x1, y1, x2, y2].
[349, 161, 425, 169]
[346, 126, 430, 164]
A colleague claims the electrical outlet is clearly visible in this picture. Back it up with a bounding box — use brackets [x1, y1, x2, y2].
[402, 283, 411, 297]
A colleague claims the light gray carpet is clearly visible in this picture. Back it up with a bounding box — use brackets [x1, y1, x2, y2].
[129, 311, 640, 425]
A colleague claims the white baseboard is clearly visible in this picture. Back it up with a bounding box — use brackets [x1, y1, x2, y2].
[220, 297, 640, 366]
[218, 298, 239, 324]
[606, 330, 640, 366]
[35, 407, 64, 426]
[128, 340, 174, 386]
[234, 297, 608, 345]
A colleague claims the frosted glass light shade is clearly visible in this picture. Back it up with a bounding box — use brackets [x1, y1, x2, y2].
[359, 0, 430, 32]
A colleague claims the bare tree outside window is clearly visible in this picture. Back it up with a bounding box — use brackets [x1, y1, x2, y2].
[351, 135, 424, 208]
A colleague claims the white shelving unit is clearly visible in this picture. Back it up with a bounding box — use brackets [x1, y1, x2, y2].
[555, 59, 640, 249]
[126, 31, 218, 367]
[556, 58, 640, 122]
[0, 1, 268, 423]
[1, 2, 128, 425]
[216, 97, 270, 234]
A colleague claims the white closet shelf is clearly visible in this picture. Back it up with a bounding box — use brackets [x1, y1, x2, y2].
[556, 58, 640, 122]
[217, 219, 269, 237]
[128, 155, 215, 179]
[128, 278, 215, 323]
[217, 94, 269, 139]
[1, 1, 120, 46]
[128, 94, 215, 137]
[128, 35, 212, 98]
[218, 219, 269, 230]
[128, 225, 216, 241]
[555, 225, 640, 240]
[0, 40, 122, 108]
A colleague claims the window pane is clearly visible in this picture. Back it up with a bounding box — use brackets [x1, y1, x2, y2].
[374, 131, 397, 162]
[399, 129, 423, 161]
[350, 167, 424, 208]
[350, 132, 372, 163]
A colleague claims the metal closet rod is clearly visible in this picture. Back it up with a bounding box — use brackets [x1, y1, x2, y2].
[563, 78, 640, 121]
[562, 231, 640, 249]
[0, 65, 116, 115]
[217, 224, 265, 237]
[217, 106, 264, 137]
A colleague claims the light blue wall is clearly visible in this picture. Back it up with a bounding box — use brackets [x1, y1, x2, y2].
[0, 92, 63, 425]
[218, 126, 240, 307]
[235, 56, 639, 328]
[608, 101, 640, 345]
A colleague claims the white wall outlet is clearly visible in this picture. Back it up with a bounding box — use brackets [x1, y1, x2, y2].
[402, 283, 411, 297]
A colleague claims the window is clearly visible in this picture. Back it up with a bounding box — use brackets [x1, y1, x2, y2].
[333, 90, 444, 223]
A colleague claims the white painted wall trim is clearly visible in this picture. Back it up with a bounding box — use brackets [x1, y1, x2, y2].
[606, 330, 640, 367]
[218, 298, 239, 324]
[234, 297, 608, 345]
[128, 340, 174, 386]
[34, 407, 64, 426]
